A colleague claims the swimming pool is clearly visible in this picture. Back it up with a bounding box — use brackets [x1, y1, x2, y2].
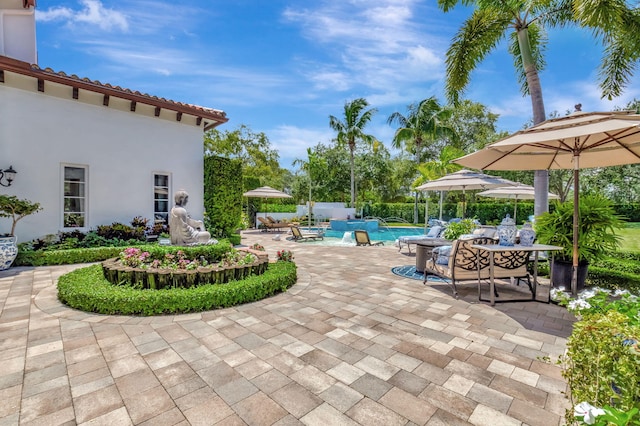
[301, 226, 425, 244]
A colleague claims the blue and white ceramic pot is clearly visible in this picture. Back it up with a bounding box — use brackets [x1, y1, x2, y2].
[519, 222, 536, 246]
[0, 236, 18, 271]
[497, 215, 517, 246]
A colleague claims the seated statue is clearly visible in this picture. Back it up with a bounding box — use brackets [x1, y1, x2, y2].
[169, 190, 212, 245]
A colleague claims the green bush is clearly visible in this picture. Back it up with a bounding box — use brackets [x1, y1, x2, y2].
[15, 246, 126, 266]
[57, 261, 297, 315]
[14, 241, 235, 266]
[557, 289, 640, 425]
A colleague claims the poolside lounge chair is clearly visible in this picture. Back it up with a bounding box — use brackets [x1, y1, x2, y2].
[354, 230, 384, 246]
[397, 225, 444, 253]
[290, 226, 324, 242]
[257, 216, 292, 232]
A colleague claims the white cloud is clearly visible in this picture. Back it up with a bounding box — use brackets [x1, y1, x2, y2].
[37, 0, 129, 32]
[283, 0, 445, 97]
[269, 125, 335, 168]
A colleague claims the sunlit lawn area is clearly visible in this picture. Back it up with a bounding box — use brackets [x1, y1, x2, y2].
[619, 222, 640, 252]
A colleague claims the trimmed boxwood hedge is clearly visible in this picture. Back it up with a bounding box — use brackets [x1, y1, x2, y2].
[14, 240, 235, 266]
[57, 261, 297, 316]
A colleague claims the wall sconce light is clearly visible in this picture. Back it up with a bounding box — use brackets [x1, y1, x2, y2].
[0, 166, 17, 187]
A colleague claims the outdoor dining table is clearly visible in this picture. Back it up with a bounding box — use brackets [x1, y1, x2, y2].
[471, 243, 563, 306]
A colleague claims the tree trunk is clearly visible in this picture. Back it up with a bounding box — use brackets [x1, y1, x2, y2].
[349, 142, 356, 208]
[517, 28, 549, 217]
[413, 145, 421, 224]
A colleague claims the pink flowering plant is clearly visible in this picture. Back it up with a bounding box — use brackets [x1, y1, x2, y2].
[277, 249, 294, 262]
[119, 247, 211, 270]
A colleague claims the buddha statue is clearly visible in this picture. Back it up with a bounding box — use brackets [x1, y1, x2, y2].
[169, 190, 212, 245]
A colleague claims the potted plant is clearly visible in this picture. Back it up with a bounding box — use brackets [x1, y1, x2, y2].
[0, 195, 42, 270]
[442, 218, 477, 240]
[535, 194, 624, 289]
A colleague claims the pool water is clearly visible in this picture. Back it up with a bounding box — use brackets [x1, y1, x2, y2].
[303, 226, 425, 243]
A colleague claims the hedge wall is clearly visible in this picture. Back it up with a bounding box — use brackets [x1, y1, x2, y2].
[205, 156, 243, 238]
[362, 201, 535, 225]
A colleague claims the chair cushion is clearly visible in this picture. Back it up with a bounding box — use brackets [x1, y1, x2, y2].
[426, 226, 442, 238]
[433, 245, 452, 265]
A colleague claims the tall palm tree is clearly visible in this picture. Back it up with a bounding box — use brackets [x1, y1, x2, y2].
[292, 147, 325, 227]
[388, 97, 456, 223]
[329, 98, 378, 208]
[438, 0, 640, 217]
[416, 146, 465, 221]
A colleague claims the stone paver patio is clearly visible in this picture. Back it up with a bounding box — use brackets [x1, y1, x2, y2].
[0, 230, 576, 425]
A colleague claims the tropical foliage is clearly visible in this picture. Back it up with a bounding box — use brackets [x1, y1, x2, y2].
[438, 0, 640, 216]
[329, 98, 378, 207]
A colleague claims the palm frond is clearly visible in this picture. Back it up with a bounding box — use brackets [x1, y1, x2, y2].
[508, 23, 547, 96]
[445, 8, 511, 105]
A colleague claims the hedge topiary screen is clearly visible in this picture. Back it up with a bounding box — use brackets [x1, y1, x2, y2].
[204, 156, 242, 238]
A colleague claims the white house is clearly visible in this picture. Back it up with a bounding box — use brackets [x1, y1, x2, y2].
[0, 0, 228, 242]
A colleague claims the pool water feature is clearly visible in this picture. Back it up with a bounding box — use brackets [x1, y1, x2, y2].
[302, 226, 424, 244]
[329, 219, 379, 232]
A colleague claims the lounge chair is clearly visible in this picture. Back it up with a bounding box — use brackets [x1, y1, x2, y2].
[290, 226, 324, 241]
[257, 216, 291, 232]
[397, 225, 444, 253]
[354, 230, 384, 246]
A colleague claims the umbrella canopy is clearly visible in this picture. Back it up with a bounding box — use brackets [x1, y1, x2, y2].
[453, 110, 640, 295]
[416, 169, 518, 220]
[242, 186, 292, 198]
[477, 185, 559, 222]
[415, 169, 518, 191]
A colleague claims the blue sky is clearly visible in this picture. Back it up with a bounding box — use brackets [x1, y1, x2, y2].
[34, 0, 640, 170]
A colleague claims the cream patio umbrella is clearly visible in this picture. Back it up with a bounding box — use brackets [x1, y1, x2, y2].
[415, 169, 518, 221]
[453, 110, 640, 295]
[242, 186, 292, 226]
[477, 185, 559, 222]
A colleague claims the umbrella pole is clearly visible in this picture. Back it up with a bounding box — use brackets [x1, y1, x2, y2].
[424, 192, 429, 233]
[514, 199, 517, 223]
[439, 191, 444, 221]
[462, 188, 466, 219]
[571, 158, 580, 296]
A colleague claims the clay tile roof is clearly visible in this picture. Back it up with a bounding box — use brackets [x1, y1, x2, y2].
[0, 55, 227, 128]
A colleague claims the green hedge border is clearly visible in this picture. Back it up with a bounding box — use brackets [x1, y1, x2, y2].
[57, 261, 297, 316]
[15, 240, 238, 267]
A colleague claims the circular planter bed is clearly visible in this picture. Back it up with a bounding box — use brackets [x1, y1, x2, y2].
[57, 261, 297, 316]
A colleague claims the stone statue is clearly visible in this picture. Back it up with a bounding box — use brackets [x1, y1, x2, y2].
[169, 190, 212, 245]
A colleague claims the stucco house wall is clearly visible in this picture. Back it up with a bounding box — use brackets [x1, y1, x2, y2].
[1, 84, 211, 242]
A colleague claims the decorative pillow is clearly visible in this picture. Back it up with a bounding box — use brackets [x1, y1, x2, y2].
[434, 245, 452, 265]
[426, 225, 442, 238]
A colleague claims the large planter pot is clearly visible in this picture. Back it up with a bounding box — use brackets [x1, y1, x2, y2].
[0, 236, 18, 271]
[551, 259, 588, 290]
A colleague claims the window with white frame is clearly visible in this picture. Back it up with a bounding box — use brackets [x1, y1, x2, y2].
[63, 166, 86, 228]
[153, 173, 170, 225]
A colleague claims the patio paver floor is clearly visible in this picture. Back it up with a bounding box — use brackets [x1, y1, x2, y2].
[0, 230, 576, 425]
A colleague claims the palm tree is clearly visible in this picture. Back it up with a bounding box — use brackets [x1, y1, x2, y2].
[416, 146, 465, 221]
[292, 147, 325, 227]
[329, 98, 378, 208]
[438, 0, 640, 217]
[388, 97, 456, 223]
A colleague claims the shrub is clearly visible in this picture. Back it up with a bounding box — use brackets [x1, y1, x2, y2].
[553, 288, 640, 425]
[442, 218, 477, 240]
[57, 261, 297, 315]
[14, 240, 235, 266]
[96, 222, 146, 241]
